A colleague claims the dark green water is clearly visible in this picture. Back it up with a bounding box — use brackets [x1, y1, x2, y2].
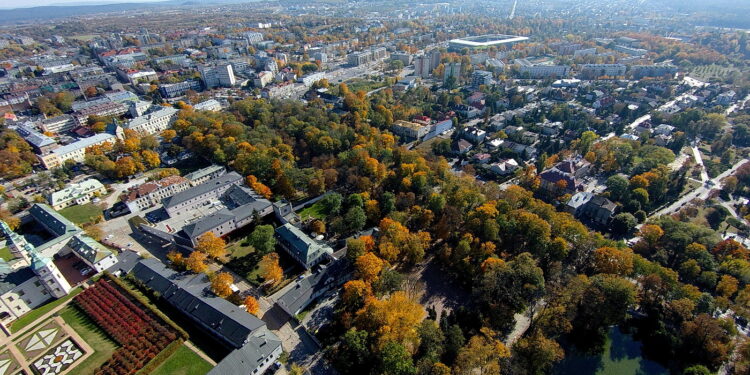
[553, 326, 669, 375]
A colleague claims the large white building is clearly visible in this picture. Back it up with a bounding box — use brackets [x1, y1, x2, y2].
[123, 175, 190, 213]
[580, 64, 627, 79]
[448, 34, 529, 51]
[200, 64, 236, 88]
[48, 179, 107, 210]
[124, 106, 179, 135]
[39, 133, 116, 169]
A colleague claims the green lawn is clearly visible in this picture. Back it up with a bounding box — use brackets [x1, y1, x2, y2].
[226, 239, 256, 259]
[0, 247, 13, 261]
[150, 344, 213, 375]
[298, 202, 326, 220]
[11, 287, 82, 333]
[58, 204, 103, 225]
[330, 78, 387, 96]
[58, 305, 119, 375]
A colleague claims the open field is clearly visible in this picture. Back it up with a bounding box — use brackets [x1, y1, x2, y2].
[58, 305, 119, 375]
[58, 203, 103, 225]
[150, 344, 213, 375]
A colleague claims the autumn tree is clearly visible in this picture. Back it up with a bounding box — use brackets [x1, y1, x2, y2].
[244, 295, 260, 316]
[211, 272, 234, 298]
[259, 253, 283, 285]
[453, 327, 510, 375]
[356, 252, 385, 283]
[195, 232, 226, 259]
[167, 250, 185, 270]
[592, 247, 634, 276]
[246, 175, 272, 199]
[354, 291, 425, 352]
[512, 330, 564, 375]
[185, 251, 208, 273]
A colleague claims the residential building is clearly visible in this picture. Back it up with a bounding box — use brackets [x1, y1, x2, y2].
[630, 64, 678, 79]
[128, 100, 152, 118]
[184, 165, 226, 186]
[254, 71, 273, 88]
[275, 260, 350, 318]
[39, 133, 116, 169]
[579, 64, 626, 79]
[573, 48, 597, 57]
[49, 179, 107, 210]
[73, 101, 128, 126]
[471, 70, 494, 87]
[489, 159, 520, 175]
[132, 258, 282, 375]
[201, 64, 236, 88]
[391, 120, 429, 141]
[275, 224, 334, 269]
[123, 175, 191, 214]
[444, 62, 461, 84]
[162, 172, 244, 217]
[613, 45, 647, 56]
[194, 99, 222, 112]
[124, 106, 179, 135]
[40, 115, 75, 134]
[159, 80, 202, 98]
[15, 122, 58, 154]
[517, 59, 571, 78]
[461, 126, 487, 143]
[717, 90, 737, 106]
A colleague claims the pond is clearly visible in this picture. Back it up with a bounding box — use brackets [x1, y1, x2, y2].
[553, 326, 669, 375]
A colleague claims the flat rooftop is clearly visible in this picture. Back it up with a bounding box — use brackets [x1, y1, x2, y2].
[449, 34, 529, 49]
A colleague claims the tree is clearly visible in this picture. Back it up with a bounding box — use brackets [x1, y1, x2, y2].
[512, 330, 564, 375]
[114, 156, 138, 178]
[248, 225, 276, 255]
[683, 365, 711, 375]
[355, 291, 425, 352]
[310, 219, 325, 234]
[259, 253, 283, 285]
[680, 314, 733, 370]
[141, 150, 160, 169]
[211, 272, 233, 298]
[345, 206, 366, 233]
[716, 275, 739, 298]
[195, 232, 226, 259]
[356, 252, 384, 283]
[593, 247, 634, 276]
[612, 213, 637, 235]
[378, 341, 417, 375]
[0, 208, 20, 230]
[244, 295, 260, 316]
[321, 192, 343, 215]
[476, 253, 545, 317]
[575, 274, 636, 336]
[246, 175, 272, 199]
[417, 319, 445, 363]
[453, 328, 510, 375]
[167, 250, 185, 270]
[334, 329, 371, 373]
[342, 279, 373, 309]
[185, 251, 208, 273]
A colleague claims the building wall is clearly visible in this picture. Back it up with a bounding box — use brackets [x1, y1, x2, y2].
[0, 277, 52, 323]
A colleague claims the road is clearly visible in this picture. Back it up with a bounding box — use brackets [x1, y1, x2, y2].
[649, 159, 749, 218]
[691, 146, 709, 182]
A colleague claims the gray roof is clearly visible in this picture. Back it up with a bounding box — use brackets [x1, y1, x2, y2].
[182, 209, 236, 240]
[184, 165, 225, 181]
[162, 172, 242, 209]
[28, 204, 81, 238]
[276, 259, 350, 316]
[276, 224, 333, 269]
[16, 123, 56, 148]
[131, 258, 268, 348]
[207, 327, 281, 375]
[124, 106, 178, 130]
[67, 234, 114, 264]
[106, 249, 141, 275]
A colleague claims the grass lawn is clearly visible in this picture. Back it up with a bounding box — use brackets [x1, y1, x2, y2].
[0, 247, 13, 261]
[150, 344, 213, 375]
[58, 305, 119, 375]
[11, 287, 82, 333]
[298, 202, 326, 220]
[226, 239, 256, 259]
[58, 204, 103, 226]
[330, 78, 387, 96]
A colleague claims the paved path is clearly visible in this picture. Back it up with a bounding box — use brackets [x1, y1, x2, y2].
[0, 297, 76, 348]
[691, 146, 709, 182]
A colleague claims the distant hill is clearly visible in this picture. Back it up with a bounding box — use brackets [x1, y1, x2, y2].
[0, 0, 261, 25]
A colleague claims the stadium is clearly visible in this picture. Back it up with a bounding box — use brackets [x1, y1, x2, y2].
[448, 34, 530, 51]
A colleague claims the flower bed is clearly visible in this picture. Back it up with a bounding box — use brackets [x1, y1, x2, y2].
[74, 279, 179, 375]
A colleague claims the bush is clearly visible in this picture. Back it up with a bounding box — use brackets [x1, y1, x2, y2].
[135, 338, 184, 375]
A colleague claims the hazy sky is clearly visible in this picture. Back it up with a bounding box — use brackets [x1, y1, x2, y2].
[0, 0, 163, 8]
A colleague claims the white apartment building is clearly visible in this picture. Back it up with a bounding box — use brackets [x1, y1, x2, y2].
[39, 133, 116, 169]
[123, 175, 191, 213]
[40, 115, 75, 134]
[201, 64, 236, 88]
[48, 179, 107, 210]
[125, 106, 179, 135]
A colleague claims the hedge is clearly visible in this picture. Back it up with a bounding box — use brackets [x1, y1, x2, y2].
[135, 338, 184, 375]
[103, 272, 189, 339]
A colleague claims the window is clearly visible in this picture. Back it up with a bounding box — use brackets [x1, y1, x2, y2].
[18, 291, 24, 297]
[34, 281, 41, 287]
[7, 297, 13, 302]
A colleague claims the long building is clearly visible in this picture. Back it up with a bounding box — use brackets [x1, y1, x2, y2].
[132, 258, 282, 375]
[39, 133, 116, 169]
[162, 172, 244, 217]
[449, 34, 529, 51]
[123, 175, 190, 214]
[124, 106, 179, 135]
[48, 178, 107, 210]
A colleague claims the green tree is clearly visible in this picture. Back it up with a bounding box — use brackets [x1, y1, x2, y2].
[379, 341, 417, 375]
[248, 225, 276, 255]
